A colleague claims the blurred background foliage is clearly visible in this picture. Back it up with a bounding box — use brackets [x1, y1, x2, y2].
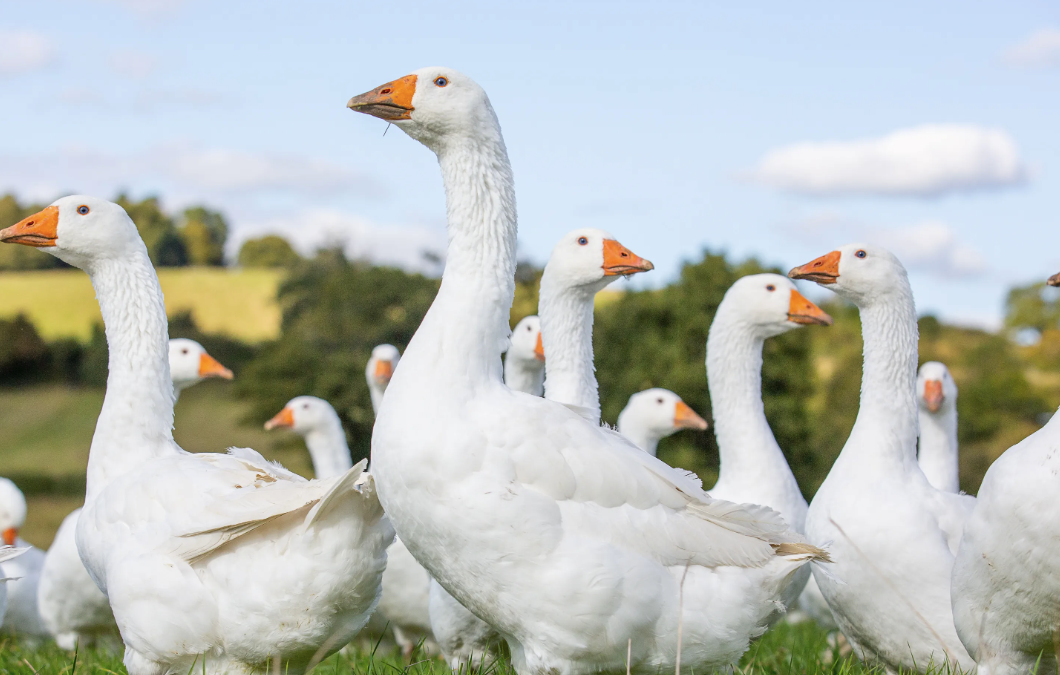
[2, 193, 1059, 544]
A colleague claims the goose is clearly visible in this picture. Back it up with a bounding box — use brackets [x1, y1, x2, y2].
[265, 392, 436, 657]
[429, 228, 654, 669]
[616, 389, 708, 456]
[916, 362, 960, 494]
[0, 545, 29, 624]
[37, 338, 235, 651]
[705, 274, 832, 615]
[0, 196, 393, 674]
[0, 478, 48, 640]
[349, 67, 827, 675]
[949, 272, 1060, 675]
[789, 244, 975, 672]
[504, 315, 545, 397]
[367, 344, 401, 414]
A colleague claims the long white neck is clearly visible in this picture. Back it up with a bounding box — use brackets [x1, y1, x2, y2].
[917, 407, 959, 492]
[540, 280, 600, 423]
[846, 288, 920, 468]
[504, 355, 545, 396]
[84, 250, 176, 502]
[368, 382, 386, 416]
[707, 313, 788, 481]
[303, 420, 354, 480]
[616, 417, 662, 456]
[398, 120, 517, 394]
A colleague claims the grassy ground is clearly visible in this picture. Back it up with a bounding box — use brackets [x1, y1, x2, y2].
[0, 621, 912, 675]
[0, 267, 283, 344]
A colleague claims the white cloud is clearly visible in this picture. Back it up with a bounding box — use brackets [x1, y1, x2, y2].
[110, 50, 159, 78]
[91, 0, 187, 16]
[749, 125, 1026, 197]
[230, 209, 446, 274]
[1003, 28, 1060, 68]
[161, 147, 367, 194]
[870, 221, 989, 277]
[0, 30, 56, 77]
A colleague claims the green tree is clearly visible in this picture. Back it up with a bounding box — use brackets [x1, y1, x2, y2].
[1004, 281, 1060, 333]
[114, 194, 188, 267]
[238, 235, 301, 268]
[0, 194, 63, 271]
[180, 207, 228, 266]
[0, 314, 50, 382]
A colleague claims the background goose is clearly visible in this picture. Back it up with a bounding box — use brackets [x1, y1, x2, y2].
[916, 362, 960, 494]
[616, 388, 708, 456]
[367, 344, 401, 414]
[704, 274, 832, 616]
[351, 67, 826, 675]
[504, 315, 545, 397]
[0, 478, 47, 641]
[37, 337, 235, 651]
[790, 245, 975, 673]
[0, 545, 29, 625]
[0, 196, 393, 675]
[265, 391, 436, 657]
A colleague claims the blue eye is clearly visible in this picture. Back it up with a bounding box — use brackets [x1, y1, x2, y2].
[77, 205, 90, 215]
[578, 237, 588, 245]
[434, 77, 448, 87]
[855, 250, 867, 258]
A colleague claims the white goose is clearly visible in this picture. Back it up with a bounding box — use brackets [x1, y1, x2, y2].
[0, 478, 47, 639]
[265, 391, 436, 657]
[949, 272, 1060, 675]
[705, 274, 832, 614]
[0, 545, 29, 624]
[0, 197, 393, 674]
[916, 362, 960, 494]
[617, 389, 708, 456]
[350, 67, 826, 675]
[504, 315, 545, 397]
[429, 228, 654, 669]
[789, 245, 975, 672]
[37, 338, 235, 651]
[367, 344, 401, 414]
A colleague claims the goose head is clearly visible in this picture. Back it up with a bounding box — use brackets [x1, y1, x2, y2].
[0, 195, 143, 270]
[366, 344, 401, 390]
[719, 274, 832, 338]
[0, 479, 26, 547]
[788, 243, 909, 306]
[916, 361, 957, 414]
[543, 228, 653, 297]
[264, 395, 341, 435]
[348, 67, 496, 150]
[169, 338, 234, 393]
[509, 315, 545, 364]
[618, 389, 708, 444]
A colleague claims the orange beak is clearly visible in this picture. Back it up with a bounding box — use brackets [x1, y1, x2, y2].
[673, 400, 709, 431]
[602, 239, 654, 276]
[922, 379, 944, 413]
[789, 250, 841, 285]
[264, 407, 295, 431]
[2, 528, 17, 546]
[1048, 272, 1060, 287]
[374, 359, 394, 385]
[533, 332, 545, 362]
[198, 353, 234, 380]
[0, 205, 59, 248]
[787, 289, 833, 326]
[347, 75, 418, 121]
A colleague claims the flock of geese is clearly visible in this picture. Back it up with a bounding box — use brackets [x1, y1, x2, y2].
[0, 67, 1055, 675]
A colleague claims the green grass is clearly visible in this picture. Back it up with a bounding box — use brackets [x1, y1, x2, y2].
[0, 267, 283, 344]
[0, 621, 954, 675]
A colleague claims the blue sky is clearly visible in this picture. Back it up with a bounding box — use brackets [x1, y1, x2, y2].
[2, 0, 1058, 327]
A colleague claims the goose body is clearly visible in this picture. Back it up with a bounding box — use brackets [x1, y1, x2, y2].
[0, 478, 47, 640]
[790, 245, 975, 672]
[617, 389, 708, 457]
[351, 67, 825, 675]
[1, 197, 392, 674]
[705, 274, 832, 614]
[0, 545, 29, 622]
[37, 339, 235, 651]
[916, 362, 960, 494]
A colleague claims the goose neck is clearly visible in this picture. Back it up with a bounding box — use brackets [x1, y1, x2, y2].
[84, 252, 175, 500]
[304, 423, 354, 480]
[616, 418, 661, 456]
[707, 316, 783, 477]
[917, 408, 959, 492]
[504, 355, 545, 397]
[539, 279, 600, 423]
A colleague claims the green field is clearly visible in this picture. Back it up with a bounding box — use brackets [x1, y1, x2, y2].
[0, 267, 283, 344]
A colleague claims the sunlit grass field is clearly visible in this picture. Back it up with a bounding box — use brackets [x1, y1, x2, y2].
[0, 621, 910, 675]
[0, 267, 283, 343]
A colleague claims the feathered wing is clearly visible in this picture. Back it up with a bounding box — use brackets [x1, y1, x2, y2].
[925, 488, 976, 555]
[485, 396, 826, 569]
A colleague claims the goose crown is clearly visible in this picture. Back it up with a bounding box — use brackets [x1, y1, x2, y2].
[0, 478, 27, 533]
[366, 344, 401, 388]
[718, 273, 832, 338]
[508, 315, 543, 363]
[618, 388, 708, 437]
[917, 361, 957, 413]
[168, 338, 233, 391]
[267, 395, 343, 435]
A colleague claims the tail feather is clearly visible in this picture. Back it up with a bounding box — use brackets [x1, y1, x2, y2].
[773, 542, 831, 563]
[303, 459, 378, 529]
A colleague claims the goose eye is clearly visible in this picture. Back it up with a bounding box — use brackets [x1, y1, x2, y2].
[434, 77, 448, 87]
[181, 349, 188, 355]
[855, 250, 867, 258]
[657, 398, 664, 404]
[577, 237, 588, 246]
[77, 205, 90, 215]
[766, 285, 775, 292]
[303, 404, 310, 409]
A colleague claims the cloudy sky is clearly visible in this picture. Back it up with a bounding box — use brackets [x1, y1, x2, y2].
[2, 1, 1058, 326]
